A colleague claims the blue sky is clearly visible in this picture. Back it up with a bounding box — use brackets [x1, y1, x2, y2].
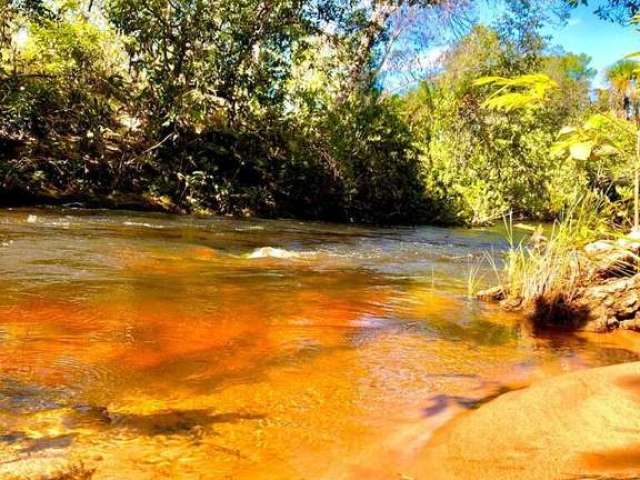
[381, 3, 639, 92]
[546, 5, 638, 87]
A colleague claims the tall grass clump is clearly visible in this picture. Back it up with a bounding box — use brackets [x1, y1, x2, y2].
[466, 258, 485, 299]
[499, 194, 614, 307]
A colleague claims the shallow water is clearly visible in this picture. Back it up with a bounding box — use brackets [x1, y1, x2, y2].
[0, 208, 638, 479]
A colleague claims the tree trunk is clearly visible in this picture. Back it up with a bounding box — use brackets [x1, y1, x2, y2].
[338, 3, 398, 102]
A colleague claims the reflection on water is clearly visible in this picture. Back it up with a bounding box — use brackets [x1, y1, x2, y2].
[0, 208, 638, 479]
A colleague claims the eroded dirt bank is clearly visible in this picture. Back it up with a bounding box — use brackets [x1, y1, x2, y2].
[412, 361, 640, 480]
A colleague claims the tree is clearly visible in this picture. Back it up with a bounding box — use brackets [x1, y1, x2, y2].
[479, 70, 640, 231]
[106, 0, 320, 134]
[400, 11, 599, 225]
[606, 59, 639, 120]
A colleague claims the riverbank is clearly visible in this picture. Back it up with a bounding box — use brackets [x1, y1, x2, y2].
[479, 229, 640, 333]
[0, 124, 434, 226]
[413, 359, 640, 479]
[0, 189, 180, 215]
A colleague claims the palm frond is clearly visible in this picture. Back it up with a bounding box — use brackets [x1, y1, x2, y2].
[474, 73, 558, 112]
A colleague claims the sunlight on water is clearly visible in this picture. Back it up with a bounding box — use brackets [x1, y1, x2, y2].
[0, 209, 638, 479]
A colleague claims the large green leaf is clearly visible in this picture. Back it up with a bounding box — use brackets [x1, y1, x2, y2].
[569, 142, 593, 161]
[558, 126, 577, 137]
[475, 73, 558, 112]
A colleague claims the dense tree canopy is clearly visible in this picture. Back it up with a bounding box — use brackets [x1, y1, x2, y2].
[1, 0, 639, 223]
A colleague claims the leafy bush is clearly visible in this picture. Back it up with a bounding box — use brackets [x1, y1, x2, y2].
[299, 94, 429, 223]
[401, 25, 596, 225]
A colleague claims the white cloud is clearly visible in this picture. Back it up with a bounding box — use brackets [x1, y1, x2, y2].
[385, 45, 448, 74]
[416, 45, 449, 69]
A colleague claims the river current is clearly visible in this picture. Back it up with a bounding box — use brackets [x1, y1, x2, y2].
[0, 208, 637, 479]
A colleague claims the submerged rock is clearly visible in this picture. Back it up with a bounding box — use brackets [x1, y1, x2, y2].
[476, 286, 505, 302]
[584, 240, 615, 256]
[499, 297, 522, 311]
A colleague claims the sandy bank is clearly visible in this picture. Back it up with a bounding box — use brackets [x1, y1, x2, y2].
[413, 361, 640, 480]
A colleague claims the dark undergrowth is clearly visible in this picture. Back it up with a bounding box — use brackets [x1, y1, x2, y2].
[0, 119, 440, 225]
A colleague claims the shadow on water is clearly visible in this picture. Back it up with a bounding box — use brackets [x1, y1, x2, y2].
[422, 385, 526, 418]
[0, 408, 264, 467]
[403, 316, 520, 347]
[19, 434, 77, 453]
[0, 431, 28, 444]
[71, 406, 266, 436]
[0, 432, 77, 460]
[531, 330, 640, 366]
[0, 377, 266, 453]
[0, 379, 69, 414]
[528, 294, 592, 332]
[134, 338, 355, 395]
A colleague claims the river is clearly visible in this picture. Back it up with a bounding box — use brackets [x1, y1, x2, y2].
[0, 208, 638, 479]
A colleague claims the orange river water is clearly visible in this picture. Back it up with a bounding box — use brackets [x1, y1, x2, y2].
[0, 208, 638, 479]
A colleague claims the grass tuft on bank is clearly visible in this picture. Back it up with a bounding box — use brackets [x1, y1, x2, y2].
[480, 195, 640, 330]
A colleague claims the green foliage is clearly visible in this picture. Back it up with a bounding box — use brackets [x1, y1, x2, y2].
[473, 74, 558, 111]
[549, 113, 638, 226]
[552, 113, 635, 164]
[2, 13, 124, 135]
[1, 0, 638, 226]
[0, 0, 440, 222]
[499, 193, 615, 309]
[106, 0, 316, 133]
[402, 23, 593, 225]
[0, 3, 130, 202]
[299, 94, 429, 223]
